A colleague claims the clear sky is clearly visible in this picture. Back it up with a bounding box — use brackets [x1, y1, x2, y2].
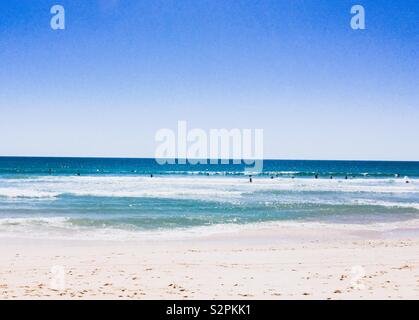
[0, 0, 418, 160]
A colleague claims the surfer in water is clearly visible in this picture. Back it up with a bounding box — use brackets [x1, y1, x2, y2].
[249, 175, 253, 183]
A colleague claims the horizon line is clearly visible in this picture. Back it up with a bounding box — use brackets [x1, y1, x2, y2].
[0, 155, 418, 163]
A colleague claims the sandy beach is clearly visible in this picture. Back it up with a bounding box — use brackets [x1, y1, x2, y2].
[0, 222, 418, 300]
[2, 0, 418, 304]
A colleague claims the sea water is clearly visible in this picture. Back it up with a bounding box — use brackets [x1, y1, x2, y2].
[0, 157, 418, 240]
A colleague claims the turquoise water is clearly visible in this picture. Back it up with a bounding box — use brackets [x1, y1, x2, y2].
[0, 157, 418, 239]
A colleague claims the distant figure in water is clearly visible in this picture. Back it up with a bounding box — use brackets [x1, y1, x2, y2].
[330, 175, 333, 179]
[48, 168, 52, 175]
[150, 174, 153, 178]
[315, 174, 318, 179]
[395, 173, 400, 178]
[249, 175, 253, 183]
[206, 173, 210, 176]
[270, 175, 274, 179]
[345, 175, 348, 180]
[405, 176, 410, 184]
[77, 171, 80, 176]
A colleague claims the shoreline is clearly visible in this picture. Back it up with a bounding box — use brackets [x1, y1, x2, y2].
[2, 217, 419, 241]
[1, 222, 418, 299]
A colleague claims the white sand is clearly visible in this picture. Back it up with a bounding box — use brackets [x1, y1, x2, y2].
[0, 222, 418, 299]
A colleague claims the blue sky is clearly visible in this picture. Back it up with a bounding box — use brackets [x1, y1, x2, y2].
[0, 0, 418, 160]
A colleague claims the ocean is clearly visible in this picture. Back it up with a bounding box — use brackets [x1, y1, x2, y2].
[0, 157, 418, 240]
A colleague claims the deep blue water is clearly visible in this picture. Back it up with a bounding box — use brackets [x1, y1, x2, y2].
[0, 157, 418, 178]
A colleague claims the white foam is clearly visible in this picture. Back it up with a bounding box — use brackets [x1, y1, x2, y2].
[351, 199, 419, 210]
[1, 216, 419, 241]
[0, 176, 418, 201]
[0, 187, 59, 199]
[0, 216, 239, 241]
